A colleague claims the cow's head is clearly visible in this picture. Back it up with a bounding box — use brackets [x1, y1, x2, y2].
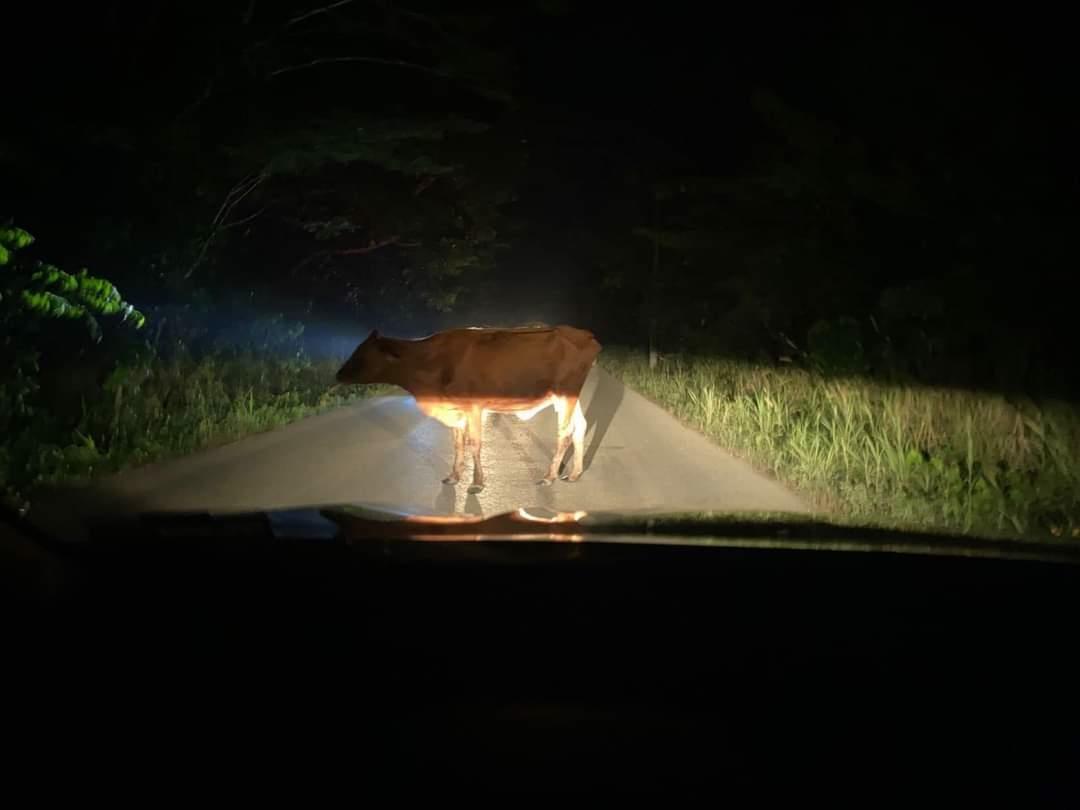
[335, 329, 401, 384]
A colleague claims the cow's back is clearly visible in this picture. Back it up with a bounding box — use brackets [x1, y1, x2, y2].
[414, 326, 600, 402]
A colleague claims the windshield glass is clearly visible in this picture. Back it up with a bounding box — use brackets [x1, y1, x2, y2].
[2, 4, 1076, 549]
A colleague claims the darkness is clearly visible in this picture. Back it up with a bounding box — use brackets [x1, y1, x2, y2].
[2, 1, 1079, 396]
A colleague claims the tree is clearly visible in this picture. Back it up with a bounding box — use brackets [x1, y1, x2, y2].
[1, 222, 145, 438]
[1, 223, 145, 339]
[201, 115, 522, 326]
[2, 1, 521, 326]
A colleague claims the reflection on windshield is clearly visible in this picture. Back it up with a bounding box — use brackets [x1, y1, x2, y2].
[327, 506, 590, 542]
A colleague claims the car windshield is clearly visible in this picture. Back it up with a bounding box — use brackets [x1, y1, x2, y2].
[2, 5, 1077, 550]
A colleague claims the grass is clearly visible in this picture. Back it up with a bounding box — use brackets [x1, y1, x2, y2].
[7, 337, 1078, 544]
[1, 351, 389, 507]
[600, 347, 1080, 541]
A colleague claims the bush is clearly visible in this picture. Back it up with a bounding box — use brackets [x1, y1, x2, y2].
[2, 347, 386, 505]
[1, 222, 145, 338]
[601, 347, 1080, 540]
[806, 316, 866, 377]
[1, 221, 387, 508]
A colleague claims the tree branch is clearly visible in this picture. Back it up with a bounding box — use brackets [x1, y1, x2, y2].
[289, 236, 418, 277]
[286, 0, 358, 27]
[186, 172, 269, 278]
[414, 176, 438, 197]
[268, 56, 458, 83]
[395, 6, 447, 32]
[172, 75, 217, 124]
[221, 207, 267, 230]
[335, 236, 419, 255]
[213, 172, 267, 227]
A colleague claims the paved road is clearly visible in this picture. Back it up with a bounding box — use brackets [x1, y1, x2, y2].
[35, 368, 808, 527]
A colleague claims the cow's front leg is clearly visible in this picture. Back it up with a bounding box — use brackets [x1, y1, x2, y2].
[443, 425, 465, 484]
[467, 407, 485, 493]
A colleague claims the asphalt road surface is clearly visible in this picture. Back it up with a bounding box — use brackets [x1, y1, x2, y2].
[36, 367, 808, 527]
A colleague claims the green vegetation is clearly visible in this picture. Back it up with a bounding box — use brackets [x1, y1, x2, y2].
[601, 348, 1080, 541]
[1, 224, 382, 508]
[1, 351, 381, 505]
[2, 2, 519, 510]
[2, 223, 145, 336]
[2, 3, 519, 507]
[588, 80, 1073, 404]
[4, 5, 1076, 545]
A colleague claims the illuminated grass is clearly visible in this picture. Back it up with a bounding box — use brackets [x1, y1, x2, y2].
[601, 348, 1080, 540]
[2, 354, 390, 503]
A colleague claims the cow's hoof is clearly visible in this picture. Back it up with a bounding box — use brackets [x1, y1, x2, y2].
[467, 483, 485, 494]
[538, 477, 555, 486]
[560, 472, 582, 483]
[442, 476, 459, 485]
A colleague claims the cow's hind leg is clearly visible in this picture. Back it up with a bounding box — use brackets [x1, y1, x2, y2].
[561, 398, 587, 482]
[541, 396, 574, 485]
[467, 406, 485, 493]
[443, 425, 465, 484]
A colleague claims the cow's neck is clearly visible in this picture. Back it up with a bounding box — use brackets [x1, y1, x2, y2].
[380, 338, 439, 396]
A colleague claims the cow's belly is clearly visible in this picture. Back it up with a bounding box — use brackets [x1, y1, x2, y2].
[413, 394, 560, 426]
[414, 398, 468, 429]
[498, 396, 558, 421]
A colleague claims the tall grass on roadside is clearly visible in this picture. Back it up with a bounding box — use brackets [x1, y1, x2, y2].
[601, 347, 1080, 540]
[1, 352, 390, 502]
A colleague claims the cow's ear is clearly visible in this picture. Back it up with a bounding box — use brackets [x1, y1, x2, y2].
[368, 328, 380, 341]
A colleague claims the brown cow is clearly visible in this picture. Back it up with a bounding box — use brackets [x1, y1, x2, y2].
[336, 325, 602, 492]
